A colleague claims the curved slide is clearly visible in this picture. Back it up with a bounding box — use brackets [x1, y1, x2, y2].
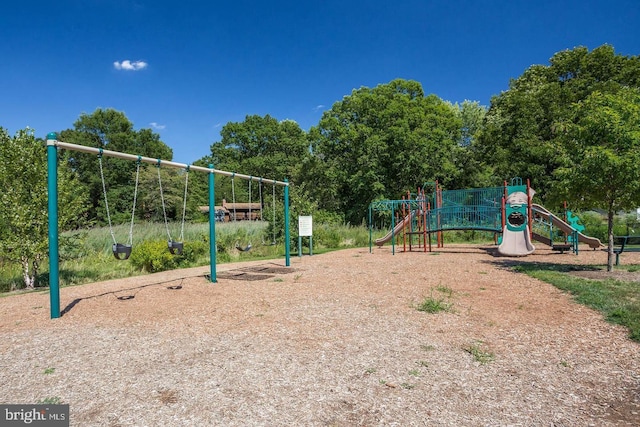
[498, 227, 535, 256]
[531, 204, 602, 249]
[498, 191, 535, 256]
[375, 212, 415, 246]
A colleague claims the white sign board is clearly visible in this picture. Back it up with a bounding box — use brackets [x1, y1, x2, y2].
[637, 207, 640, 221]
[298, 216, 313, 237]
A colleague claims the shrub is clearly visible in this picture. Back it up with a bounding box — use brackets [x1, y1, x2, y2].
[129, 240, 179, 273]
[312, 223, 342, 249]
[180, 240, 208, 264]
[576, 211, 638, 241]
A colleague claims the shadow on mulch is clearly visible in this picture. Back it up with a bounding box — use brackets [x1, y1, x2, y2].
[482, 245, 591, 258]
[216, 272, 274, 281]
[482, 255, 603, 271]
[61, 277, 187, 316]
[478, 245, 640, 283]
[216, 263, 298, 281]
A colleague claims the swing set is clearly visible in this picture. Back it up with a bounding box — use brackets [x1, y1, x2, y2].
[46, 133, 291, 319]
[98, 153, 190, 259]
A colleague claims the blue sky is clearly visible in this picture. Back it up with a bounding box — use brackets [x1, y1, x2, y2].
[1, 0, 639, 163]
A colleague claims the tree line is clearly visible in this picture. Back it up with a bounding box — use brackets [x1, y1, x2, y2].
[2, 44, 640, 286]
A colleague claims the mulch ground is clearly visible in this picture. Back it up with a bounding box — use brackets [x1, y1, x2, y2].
[1, 244, 640, 426]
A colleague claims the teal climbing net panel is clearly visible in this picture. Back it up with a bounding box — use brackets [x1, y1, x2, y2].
[427, 186, 505, 232]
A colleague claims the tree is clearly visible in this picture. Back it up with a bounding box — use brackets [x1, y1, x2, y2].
[303, 79, 463, 224]
[553, 88, 640, 271]
[448, 100, 493, 189]
[210, 115, 307, 179]
[137, 166, 191, 223]
[452, 100, 486, 147]
[0, 127, 89, 289]
[59, 108, 174, 224]
[208, 115, 308, 205]
[478, 45, 640, 200]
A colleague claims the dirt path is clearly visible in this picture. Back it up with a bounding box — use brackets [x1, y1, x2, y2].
[1, 245, 639, 426]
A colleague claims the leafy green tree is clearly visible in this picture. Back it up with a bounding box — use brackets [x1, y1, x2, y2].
[184, 158, 214, 222]
[137, 166, 192, 223]
[212, 116, 306, 178]
[59, 108, 173, 224]
[452, 100, 486, 147]
[303, 79, 463, 224]
[0, 127, 89, 289]
[553, 88, 640, 270]
[208, 115, 308, 206]
[448, 100, 493, 189]
[478, 45, 640, 201]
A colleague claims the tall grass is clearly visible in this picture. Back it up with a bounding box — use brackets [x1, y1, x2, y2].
[2, 221, 377, 292]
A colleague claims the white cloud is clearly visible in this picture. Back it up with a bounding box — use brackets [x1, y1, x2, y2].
[113, 60, 148, 71]
[149, 122, 166, 130]
[313, 104, 325, 112]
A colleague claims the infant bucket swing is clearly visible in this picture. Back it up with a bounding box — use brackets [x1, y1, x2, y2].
[98, 151, 140, 260]
[231, 173, 252, 252]
[157, 160, 189, 255]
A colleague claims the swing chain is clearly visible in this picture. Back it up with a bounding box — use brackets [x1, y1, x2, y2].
[98, 150, 117, 245]
[128, 157, 141, 246]
[180, 166, 189, 241]
[157, 159, 172, 241]
[258, 178, 264, 221]
[231, 173, 237, 221]
[272, 182, 277, 244]
[248, 177, 252, 221]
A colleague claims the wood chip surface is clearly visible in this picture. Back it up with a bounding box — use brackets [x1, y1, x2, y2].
[1, 245, 640, 426]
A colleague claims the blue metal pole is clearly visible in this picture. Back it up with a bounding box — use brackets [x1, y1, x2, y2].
[46, 133, 60, 318]
[208, 164, 217, 282]
[284, 179, 290, 267]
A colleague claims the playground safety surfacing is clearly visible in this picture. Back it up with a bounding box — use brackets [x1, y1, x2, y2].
[1, 246, 639, 426]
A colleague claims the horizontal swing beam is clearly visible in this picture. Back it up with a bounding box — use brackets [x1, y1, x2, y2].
[47, 140, 289, 186]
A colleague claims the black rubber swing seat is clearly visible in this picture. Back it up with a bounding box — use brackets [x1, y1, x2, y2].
[235, 242, 252, 252]
[112, 243, 132, 260]
[261, 238, 276, 246]
[168, 240, 184, 255]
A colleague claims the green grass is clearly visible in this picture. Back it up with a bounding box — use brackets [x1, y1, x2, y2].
[416, 296, 452, 314]
[464, 341, 495, 364]
[416, 285, 454, 314]
[434, 284, 453, 297]
[514, 262, 640, 342]
[2, 221, 271, 291]
[37, 397, 63, 405]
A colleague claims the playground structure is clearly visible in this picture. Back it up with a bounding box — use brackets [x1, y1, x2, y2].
[46, 133, 291, 319]
[368, 178, 602, 256]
